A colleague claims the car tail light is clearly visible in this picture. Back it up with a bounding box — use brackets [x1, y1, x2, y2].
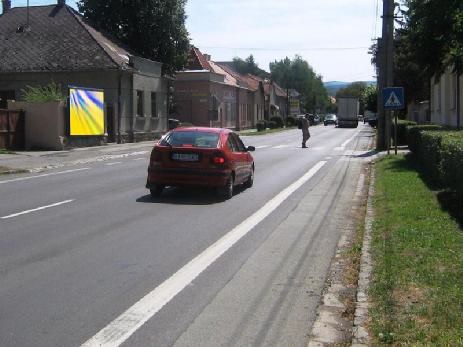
[210, 152, 227, 165]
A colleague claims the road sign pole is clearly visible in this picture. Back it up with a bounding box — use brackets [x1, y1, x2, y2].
[394, 110, 398, 155]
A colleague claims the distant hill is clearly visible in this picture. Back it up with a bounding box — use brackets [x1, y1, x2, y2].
[324, 81, 376, 96]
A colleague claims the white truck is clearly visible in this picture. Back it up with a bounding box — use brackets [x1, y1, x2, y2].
[337, 97, 359, 128]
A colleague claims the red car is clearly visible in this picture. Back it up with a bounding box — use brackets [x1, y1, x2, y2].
[146, 127, 255, 199]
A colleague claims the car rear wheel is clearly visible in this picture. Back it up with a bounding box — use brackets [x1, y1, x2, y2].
[244, 167, 254, 188]
[150, 184, 164, 198]
[218, 175, 234, 200]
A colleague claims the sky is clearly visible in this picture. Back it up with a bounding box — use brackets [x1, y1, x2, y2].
[3, 0, 382, 82]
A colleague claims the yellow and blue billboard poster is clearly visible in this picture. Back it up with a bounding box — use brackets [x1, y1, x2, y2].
[69, 87, 105, 136]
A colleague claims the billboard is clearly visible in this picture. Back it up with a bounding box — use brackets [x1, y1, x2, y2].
[69, 87, 105, 136]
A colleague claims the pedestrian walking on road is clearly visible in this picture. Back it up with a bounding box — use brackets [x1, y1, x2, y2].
[301, 115, 310, 148]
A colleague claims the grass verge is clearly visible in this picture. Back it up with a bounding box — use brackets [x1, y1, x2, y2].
[0, 148, 15, 154]
[370, 154, 463, 345]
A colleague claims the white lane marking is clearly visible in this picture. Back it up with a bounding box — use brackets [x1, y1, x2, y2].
[1, 199, 74, 219]
[325, 156, 333, 160]
[273, 145, 289, 149]
[81, 160, 328, 347]
[133, 158, 145, 161]
[255, 145, 269, 149]
[311, 146, 325, 151]
[0, 168, 90, 185]
[340, 132, 359, 149]
[105, 162, 122, 166]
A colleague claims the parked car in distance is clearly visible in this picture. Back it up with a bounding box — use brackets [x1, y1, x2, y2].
[324, 114, 337, 126]
[146, 127, 255, 200]
[307, 113, 320, 125]
[365, 113, 378, 127]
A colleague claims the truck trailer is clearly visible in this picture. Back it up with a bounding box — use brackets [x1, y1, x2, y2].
[337, 97, 359, 128]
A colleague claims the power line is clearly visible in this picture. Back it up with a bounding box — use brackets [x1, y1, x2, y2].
[196, 46, 370, 52]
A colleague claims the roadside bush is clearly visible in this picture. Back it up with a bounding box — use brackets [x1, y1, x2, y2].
[267, 120, 278, 129]
[407, 124, 442, 154]
[286, 115, 296, 127]
[21, 81, 65, 102]
[392, 120, 416, 146]
[419, 131, 445, 184]
[269, 116, 284, 128]
[439, 132, 463, 195]
[256, 120, 267, 132]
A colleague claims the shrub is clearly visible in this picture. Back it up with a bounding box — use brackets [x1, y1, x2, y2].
[21, 81, 65, 102]
[407, 125, 442, 154]
[419, 131, 444, 184]
[267, 120, 278, 129]
[439, 132, 463, 195]
[392, 120, 416, 146]
[256, 120, 267, 132]
[286, 115, 296, 127]
[269, 116, 284, 128]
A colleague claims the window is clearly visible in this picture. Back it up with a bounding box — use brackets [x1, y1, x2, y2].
[162, 131, 219, 148]
[136, 90, 144, 116]
[226, 135, 238, 152]
[230, 133, 246, 152]
[151, 92, 157, 117]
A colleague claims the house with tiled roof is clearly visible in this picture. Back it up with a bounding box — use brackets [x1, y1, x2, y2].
[173, 47, 264, 129]
[0, 0, 167, 144]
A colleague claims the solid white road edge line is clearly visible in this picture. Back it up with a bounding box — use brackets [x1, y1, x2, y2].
[340, 131, 359, 149]
[0, 168, 90, 185]
[80, 160, 328, 347]
[1, 199, 75, 219]
[105, 162, 122, 166]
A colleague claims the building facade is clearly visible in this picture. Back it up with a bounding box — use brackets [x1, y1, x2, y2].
[0, 1, 167, 145]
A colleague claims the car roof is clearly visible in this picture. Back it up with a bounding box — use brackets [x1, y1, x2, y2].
[171, 127, 231, 134]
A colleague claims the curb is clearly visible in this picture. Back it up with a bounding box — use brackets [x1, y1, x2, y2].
[352, 166, 375, 345]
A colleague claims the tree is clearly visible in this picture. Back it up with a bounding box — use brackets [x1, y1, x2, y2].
[403, 0, 463, 79]
[232, 55, 268, 78]
[361, 84, 378, 113]
[270, 56, 329, 113]
[336, 82, 369, 114]
[77, 0, 190, 75]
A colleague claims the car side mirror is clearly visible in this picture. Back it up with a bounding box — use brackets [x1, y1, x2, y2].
[247, 146, 255, 152]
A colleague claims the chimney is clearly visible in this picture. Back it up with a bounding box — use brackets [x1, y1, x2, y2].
[2, 0, 11, 14]
[57, 0, 66, 6]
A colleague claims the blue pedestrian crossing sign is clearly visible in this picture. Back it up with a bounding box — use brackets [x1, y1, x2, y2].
[383, 87, 405, 110]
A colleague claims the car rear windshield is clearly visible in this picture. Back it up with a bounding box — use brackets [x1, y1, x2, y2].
[161, 131, 220, 148]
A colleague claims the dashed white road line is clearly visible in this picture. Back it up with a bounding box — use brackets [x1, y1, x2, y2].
[133, 158, 145, 161]
[273, 144, 290, 149]
[1, 199, 74, 219]
[105, 162, 122, 166]
[80, 160, 328, 347]
[0, 168, 90, 185]
[255, 145, 269, 149]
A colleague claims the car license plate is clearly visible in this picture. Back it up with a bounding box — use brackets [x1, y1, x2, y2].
[171, 153, 199, 162]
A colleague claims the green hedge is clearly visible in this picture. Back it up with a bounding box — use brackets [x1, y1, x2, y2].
[256, 120, 267, 132]
[269, 116, 284, 128]
[407, 125, 443, 154]
[407, 126, 463, 194]
[440, 132, 463, 194]
[286, 115, 296, 127]
[419, 131, 445, 184]
[392, 120, 416, 146]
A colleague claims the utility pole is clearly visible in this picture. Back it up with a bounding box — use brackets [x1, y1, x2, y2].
[377, 0, 395, 152]
[376, 38, 385, 150]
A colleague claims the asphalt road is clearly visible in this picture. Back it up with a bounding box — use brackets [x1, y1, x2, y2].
[0, 124, 375, 347]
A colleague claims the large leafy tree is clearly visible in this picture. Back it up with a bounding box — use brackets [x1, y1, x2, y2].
[270, 56, 329, 113]
[77, 0, 190, 75]
[232, 55, 269, 78]
[336, 82, 371, 114]
[403, 0, 463, 78]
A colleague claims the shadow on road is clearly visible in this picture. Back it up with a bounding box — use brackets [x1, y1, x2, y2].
[136, 185, 247, 205]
